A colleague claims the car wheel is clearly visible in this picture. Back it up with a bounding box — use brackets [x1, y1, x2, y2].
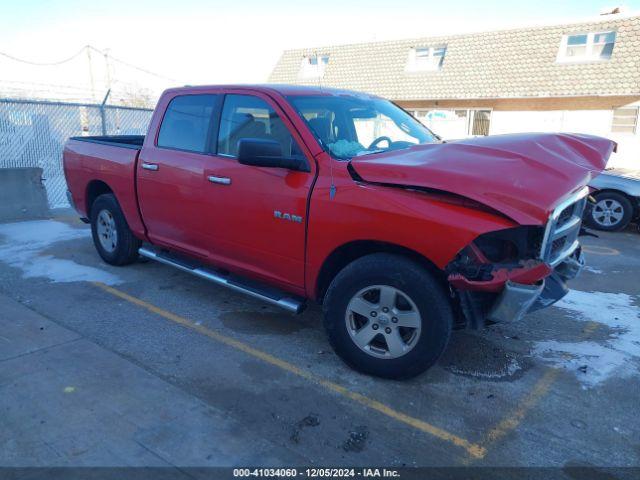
[323, 253, 453, 379]
[90, 193, 141, 265]
[586, 191, 633, 232]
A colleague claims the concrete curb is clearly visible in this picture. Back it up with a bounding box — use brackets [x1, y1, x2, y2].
[0, 167, 50, 221]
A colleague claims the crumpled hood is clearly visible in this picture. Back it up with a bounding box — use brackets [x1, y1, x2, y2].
[350, 133, 616, 225]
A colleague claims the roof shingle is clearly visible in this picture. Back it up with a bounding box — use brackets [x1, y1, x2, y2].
[269, 15, 640, 99]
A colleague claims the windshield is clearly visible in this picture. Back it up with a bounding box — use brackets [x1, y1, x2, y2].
[288, 95, 439, 159]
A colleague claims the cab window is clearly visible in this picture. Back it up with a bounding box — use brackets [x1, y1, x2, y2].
[157, 94, 219, 153]
[217, 94, 302, 158]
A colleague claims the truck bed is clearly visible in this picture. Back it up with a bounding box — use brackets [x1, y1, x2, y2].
[63, 135, 146, 237]
[68, 135, 145, 150]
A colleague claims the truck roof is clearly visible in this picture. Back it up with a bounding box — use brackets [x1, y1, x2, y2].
[162, 84, 374, 98]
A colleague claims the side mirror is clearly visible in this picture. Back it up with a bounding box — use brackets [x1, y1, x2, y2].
[237, 138, 308, 172]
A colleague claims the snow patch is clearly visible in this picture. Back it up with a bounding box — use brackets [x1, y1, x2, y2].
[0, 220, 121, 285]
[583, 266, 603, 274]
[533, 290, 640, 387]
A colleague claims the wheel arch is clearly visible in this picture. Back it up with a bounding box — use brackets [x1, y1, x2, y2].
[314, 240, 446, 303]
[85, 180, 114, 216]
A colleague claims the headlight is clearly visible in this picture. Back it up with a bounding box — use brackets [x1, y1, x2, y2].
[455, 226, 545, 266]
[473, 226, 544, 263]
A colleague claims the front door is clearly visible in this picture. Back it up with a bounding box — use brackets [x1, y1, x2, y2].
[137, 93, 222, 258]
[202, 92, 315, 290]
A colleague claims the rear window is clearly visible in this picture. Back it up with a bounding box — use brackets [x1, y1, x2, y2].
[157, 95, 219, 153]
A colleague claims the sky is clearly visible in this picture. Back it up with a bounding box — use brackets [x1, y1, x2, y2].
[1, 0, 639, 103]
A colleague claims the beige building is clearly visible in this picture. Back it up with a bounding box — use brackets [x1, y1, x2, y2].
[269, 13, 640, 168]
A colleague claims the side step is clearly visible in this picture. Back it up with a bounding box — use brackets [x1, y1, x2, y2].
[138, 246, 306, 314]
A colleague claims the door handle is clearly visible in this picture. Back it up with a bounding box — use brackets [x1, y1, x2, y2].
[208, 175, 231, 185]
[141, 163, 159, 171]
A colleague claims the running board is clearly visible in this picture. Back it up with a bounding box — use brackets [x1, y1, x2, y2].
[138, 246, 306, 314]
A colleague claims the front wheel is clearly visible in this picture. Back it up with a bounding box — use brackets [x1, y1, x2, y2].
[323, 253, 453, 379]
[90, 193, 141, 265]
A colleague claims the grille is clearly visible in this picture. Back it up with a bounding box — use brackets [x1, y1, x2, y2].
[540, 187, 589, 266]
[550, 237, 567, 258]
[556, 205, 574, 229]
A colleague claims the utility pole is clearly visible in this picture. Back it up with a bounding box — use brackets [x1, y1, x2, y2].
[103, 48, 113, 92]
[100, 89, 111, 135]
[86, 45, 96, 102]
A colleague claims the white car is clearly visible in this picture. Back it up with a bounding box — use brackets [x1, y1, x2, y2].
[586, 168, 640, 231]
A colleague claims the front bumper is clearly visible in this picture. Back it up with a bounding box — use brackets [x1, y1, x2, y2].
[487, 247, 584, 323]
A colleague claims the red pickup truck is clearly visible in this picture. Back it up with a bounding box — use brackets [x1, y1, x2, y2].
[63, 85, 615, 379]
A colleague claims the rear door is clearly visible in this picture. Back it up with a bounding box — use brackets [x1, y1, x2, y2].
[137, 93, 222, 258]
[201, 91, 316, 291]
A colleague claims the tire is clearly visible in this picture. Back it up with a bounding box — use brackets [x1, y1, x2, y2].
[586, 191, 633, 232]
[323, 253, 453, 379]
[90, 193, 141, 265]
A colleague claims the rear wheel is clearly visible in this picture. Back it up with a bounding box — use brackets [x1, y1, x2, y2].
[90, 193, 141, 265]
[586, 191, 633, 232]
[323, 253, 453, 379]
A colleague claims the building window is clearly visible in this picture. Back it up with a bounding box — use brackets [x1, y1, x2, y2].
[406, 46, 446, 72]
[299, 54, 329, 79]
[592, 32, 616, 58]
[471, 110, 491, 136]
[412, 109, 490, 139]
[612, 107, 638, 134]
[565, 34, 588, 57]
[558, 31, 616, 62]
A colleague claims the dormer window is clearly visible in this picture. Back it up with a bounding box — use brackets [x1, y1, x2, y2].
[299, 54, 329, 79]
[558, 31, 616, 62]
[406, 46, 446, 72]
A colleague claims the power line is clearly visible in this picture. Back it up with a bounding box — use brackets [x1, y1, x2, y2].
[0, 46, 88, 66]
[0, 44, 180, 83]
[87, 46, 180, 83]
[0, 78, 161, 95]
[0, 79, 97, 92]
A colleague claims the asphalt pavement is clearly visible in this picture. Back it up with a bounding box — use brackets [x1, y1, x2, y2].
[0, 213, 639, 471]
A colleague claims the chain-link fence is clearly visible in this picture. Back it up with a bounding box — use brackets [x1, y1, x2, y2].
[0, 98, 153, 208]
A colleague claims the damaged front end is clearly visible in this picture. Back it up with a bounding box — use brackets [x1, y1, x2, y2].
[446, 187, 589, 328]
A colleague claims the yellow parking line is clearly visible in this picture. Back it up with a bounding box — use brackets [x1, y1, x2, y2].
[582, 245, 620, 256]
[93, 282, 486, 459]
[472, 321, 600, 458]
[482, 368, 560, 447]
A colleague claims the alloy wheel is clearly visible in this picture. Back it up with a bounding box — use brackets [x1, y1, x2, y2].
[345, 285, 422, 359]
[592, 198, 624, 227]
[96, 209, 118, 253]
